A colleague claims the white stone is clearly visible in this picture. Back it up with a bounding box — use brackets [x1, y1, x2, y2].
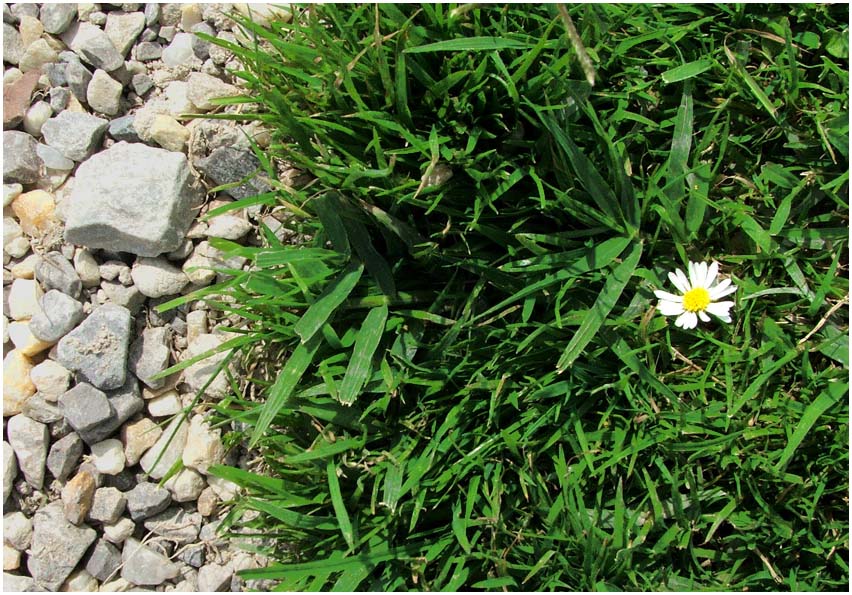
[3, 184, 23, 207]
[103, 517, 135, 544]
[87, 69, 123, 116]
[122, 417, 162, 466]
[4, 544, 20, 571]
[164, 80, 197, 117]
[3, 441, 18, 502]
[7, 414, 49, 489]
[5, 236, 30, 259]
[74, 248, 101, 287]
[182, 241, 216, 286]
[121, 537, 180, 586]
[7, 278, 43, 321]
[147, 390, 182, 417]
[3, 350, 35, 416]
[30, 359, 71, 401]
[207, 475, 239, 501]
[10, 253, 40, 279]
[205, 213, 252, 240]
[139, 416, 188, 479]
[182, 415, 224, 474]
[61, 568, 99, 592]
[91, 439, 126, 475]
[22, 101, 52, 136]
[161, 32, 194, 67]
[233, 3, 292, 27]
[3, 511, 33, 551]
[186, 71, 240, 111]
[182, 333, 231, 398]
[104, 10, 146, 56]
[131, 256, 189, 298]
[8, 320, 54, 357]
[164, 467, 206, 502]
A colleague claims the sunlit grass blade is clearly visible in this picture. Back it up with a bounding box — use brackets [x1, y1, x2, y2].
[294, 262, 364, 343]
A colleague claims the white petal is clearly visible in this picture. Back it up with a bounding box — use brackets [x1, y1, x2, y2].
[706, 301, 734, 317]
[654, 290, 683, 302]
[698, 311, 711, 323]
[710, 281, 737, 299]
[675, 311, 698, 329]
[687, 262, 699, 288]
[668, 270, 690, 293]
[658, 300, 685, 316]
[705, 262, 719, 288]
[698, 262, 709, 288]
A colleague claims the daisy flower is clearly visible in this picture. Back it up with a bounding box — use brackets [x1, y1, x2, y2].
[654, 261, 736, 329]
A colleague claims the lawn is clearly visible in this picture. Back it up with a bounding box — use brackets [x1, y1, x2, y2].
[160, 3, 849, 590]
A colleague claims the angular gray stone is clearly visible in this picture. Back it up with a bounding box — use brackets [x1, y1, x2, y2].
[85, 539, 122, 581]
[134, 40, 162, 61]
[27, 501, 97, 591]
[3, 511, 33, 551]
[108, 114, 140, 142]
[125, 482, 171, 521]
[86, 69, 123, 116]
[40, 3, 77, 34]
[41, 111, 109, 162]
[56, 304, 132, 390]
[195, 146, 272, 200]
[81, 376, 144, 445]
[3, 572, 36, 592]
[44, 62, 68, 88]
[7, 414, 49, 490]
[191, 22, 215, 60]
[88, 487, 127, 524]
[143, 507, 202, 544]
[65, 60, 93, 103]
[58, 383, 114, 443]
[131, 72, 154, 96]
[186, 72, 240, 111]
[30, 290, 84, 343]
[34, 252, 82, 298]
[46, 431, 84, 482]
[3, 22, 22, 65]
[100, 280, 146, 314]
[105, 11, 146, 56]
[36, 143, 75, 171]
[21, 393, 64, 423]
[50, 86, 71, 113]
[3, 131, 42, 185]
[178, 543, 205, 568]
[61, 21, 125, 72]
[130, 257, 189, 298]
[3, 441, 17, 502]
[197, 562, 233, 592]
[121, 537, 180, 586]
[128, 327, 170, 389]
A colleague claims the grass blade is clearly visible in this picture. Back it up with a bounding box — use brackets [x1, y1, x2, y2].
[775, 381, 847, 472]
[327, 460, 356, 550]
[294, 262, 364, 343]
[338, 305, 389, 405]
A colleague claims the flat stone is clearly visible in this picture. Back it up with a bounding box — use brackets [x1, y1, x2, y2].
[205, 213, 252, 240]
[122, 417, 162, 466]
[61, 469, 97, 525]
[164, 466, 206, 502]
[83, 375, 145, 444]
[3, 511, 33, 551]
[65, 59, 93, 103]
[3, 572, 36, 591]
[7, 414, 49, 490]
[30, 290, 84, 343]
[134, 40, 162, 61]
[108, 114, 140, 142]
[27, 501, 97, 591]
[105, 11, 146, 56]
[19, 38, 59, 73]
[147, 390, 181, 417]
[183, 415, 224, 474]
[35, 143, 74, 171]
[3, 69, 39, 128]
[85, 539, 122, 582]
[64, 142, 200, 256]
[128, 327, 171, 390]
[61, 21, 124, 72]
[195, 146, 272, 200]
[56, 304, 132, 390]
[121, 537, 180, 586]
[197, 562, 233, 592]
[131, 72, 154, 95]
[125, 482, 171, 521]
[21, 393, 63, 423]
[103, 517, 135, 544]
[139, 415, 188, 479]
[143, 507, 202, 544]
[3, 350, 36, 416]
[40, 3, 77, 34]
[182, 333, 231, 398]
[35, 252, 82, 298]
[100, 280, 146, 314]
[30, 359, 71, 402]
[2, 22, 22, 66]
[91, 439, 126, 475]
[58, 382, 114, 442]
[46, 431, 84, 482]
[88, 487, 127, 524]
[87, 69, 123, 116]
[3, 131, 42, 184]
[130, 257, 189, 298]
[186, 72, 240, 111]
[41, 111, 109, 162]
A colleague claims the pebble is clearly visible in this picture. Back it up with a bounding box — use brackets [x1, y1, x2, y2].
[191, 22, 214, 59]
[128, 326, 171, 389]
[30, 290, 84, 343]
[104, 10, 146, 56]
[131, 256, 190, 298]
[22, 100, 53, 136]
[8, 320, 53, 356]
[91, 439, 126, 475]
[30, 359, 71, 401]
[182, 333, 231, 398]
[3, 183, 22, 206]
[196, 486, 218, 517]
[35, 142, 75, 171]
[10, 189, 59, 238]
[122, 417, 163, 466]
[56, 303, 132, 390]
[209, 30, 236, 65]
[2, 130, 42, 184]
[99, 259, 131, 281]
[34, 251, 82, 298]
[27, 501, 97, 591]
[61, 568, 99, 591]
[4, 544, 20, 571]
[207, 475, 240, 502]
[87, 68, 123, 116]
[139, 415, 188, 479]
[64, 59, 93, 102]
[197, 562, 233, 592]
[3, 21, 22, 66]
[18, 14, 42, 46]
[125, 482, 171, 521]
[195, 146, 273, 200]
[41, 110, 109, 162]
[143, 507, 202, 543]
[7, 277, 43, 321]
[61, 469, 97, 525]
[164, 80, 197, 116]
[58, 382, 114, 442]
[61, 21, 124, 72]
[107, 113, 140, 142]
[186, 71, 240, 111]
[162, 32, 195, 67]
[182, 241, 217, 286]
[2, 573, 35, 592]
[131, 71, 154, 95]
[149, 113, 190, 151]
[3, 218, 26, 258]
[3, 511, 33, 551]
[40, 3, 77, 34]
[85, 539, 122, 582]
[183, 415, 224, 474]
[205, 213, 253, 240]
[103, 517, 135, 544]
[10, 253, 40, 279]
[147, 389, 182, 416]
[164, 467, 206, 502]
[100, 280, 146, 314]
[19, 38, 59, 73]
[3, 350, 35, 416]
[7, 414, 49, 490]
[3, 442, 18, 502]
[21, 393, 63, 424]
[46, 431, 84, 482]
[65, 141, 200, 256]
[71, 249, 100, 288]
[49, 85, 71, 111]
[88, 487, 127, 524]
[121, 537, 181, 586]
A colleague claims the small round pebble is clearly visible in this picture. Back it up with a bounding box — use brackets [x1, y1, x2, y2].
[91, 439, 127, 475]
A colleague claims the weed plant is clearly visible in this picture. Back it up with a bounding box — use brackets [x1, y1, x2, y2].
[162, 3, 848, 590]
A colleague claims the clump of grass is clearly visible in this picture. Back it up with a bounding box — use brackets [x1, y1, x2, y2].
[167, 3, 848, 591]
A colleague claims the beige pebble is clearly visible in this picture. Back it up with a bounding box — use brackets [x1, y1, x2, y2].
[11, 190, 58, 237]
[3, 349, 35, 416]
[7, 321, 54, 356]
[121, 417, 163, 466]
[7, 278, 43, 321]
[9, 253, 41, 279]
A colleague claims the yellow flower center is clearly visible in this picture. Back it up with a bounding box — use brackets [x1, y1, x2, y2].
[682, 287, 711, 312]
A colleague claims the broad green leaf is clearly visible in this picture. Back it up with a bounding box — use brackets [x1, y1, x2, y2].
[661, 59, 715, 83]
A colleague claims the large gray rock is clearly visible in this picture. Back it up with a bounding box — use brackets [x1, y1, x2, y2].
[29, 290, 84, 343]
[125, 482, 171, 521]
[128, 326, 170, 389]
[68, 376, 144, 446]
[121, 537, 180, 586]
[27, 501, 97, 591]
[56, 304, 132, 390]
[46, 431, 84, 482]
[64, 142, 200, 256]
[58, 383, 114, 443]
[7, 414, 49, 490]
[41, 111, 109, 162]
[34, 252, 82, 298]
[195, 146, 272, 200]
[3, 131, 42, 184]
[61, 21, 124, 72]
[40, 3, 77, 34]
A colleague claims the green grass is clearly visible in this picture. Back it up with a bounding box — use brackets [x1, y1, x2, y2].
[163, 3, 848, 591]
